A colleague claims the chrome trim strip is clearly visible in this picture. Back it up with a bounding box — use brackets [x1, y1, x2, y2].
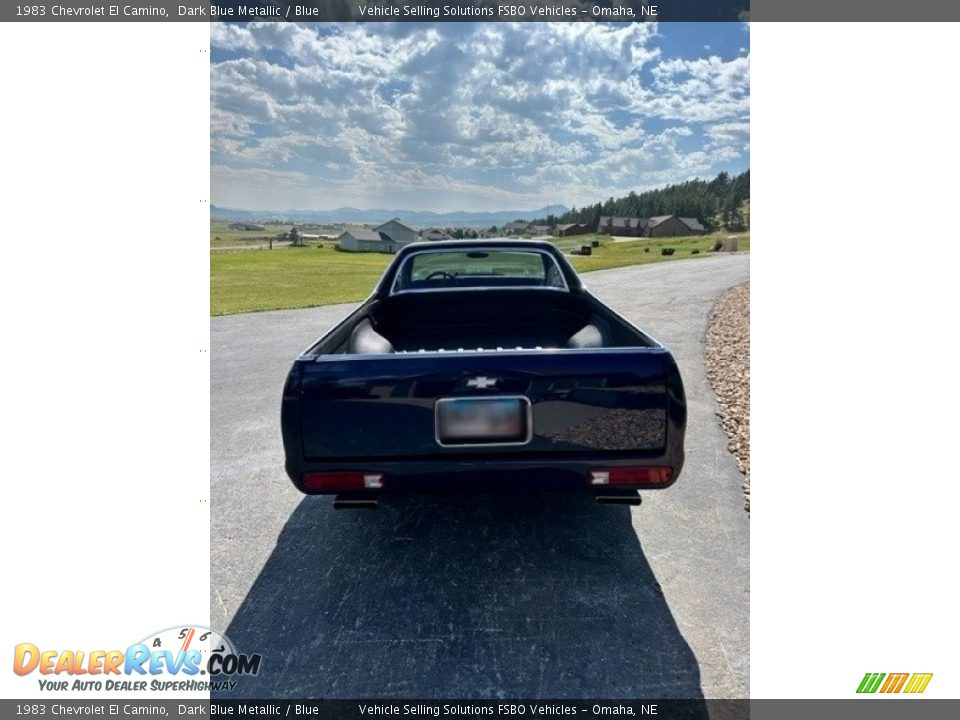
[390, 286, 568, 296]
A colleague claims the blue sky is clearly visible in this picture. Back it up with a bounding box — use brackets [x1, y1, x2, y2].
[211, 22, 749, 212]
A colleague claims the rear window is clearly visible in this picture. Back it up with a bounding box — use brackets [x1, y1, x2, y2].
[392, 248, 567, 293]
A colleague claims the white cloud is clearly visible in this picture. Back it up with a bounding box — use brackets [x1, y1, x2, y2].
[211, 23, 749, 211]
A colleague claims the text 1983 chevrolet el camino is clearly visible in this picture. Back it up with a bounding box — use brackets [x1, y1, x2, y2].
[281, 240, 686, 508]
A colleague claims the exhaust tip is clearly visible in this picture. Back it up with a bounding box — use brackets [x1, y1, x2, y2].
[595, 492, 642, 506]
[333, 495, 379, 509]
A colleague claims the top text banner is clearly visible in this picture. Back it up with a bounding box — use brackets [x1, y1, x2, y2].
[7, 0, 960, 22]
[7, 0, 960, 21]
[7, 0, 745, 22]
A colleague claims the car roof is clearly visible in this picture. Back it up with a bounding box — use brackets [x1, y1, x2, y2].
[395, 238, 559, 255]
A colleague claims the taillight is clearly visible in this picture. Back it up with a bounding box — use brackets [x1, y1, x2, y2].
[588, 467, 672, 486]
[302, 472, 385, 491]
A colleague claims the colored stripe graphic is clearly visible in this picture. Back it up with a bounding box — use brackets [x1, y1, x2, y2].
[857, 673, 885, 693]
[858, 672, 932, 694]
[904, 673, 933, 694]
[880, 673, 909, 693]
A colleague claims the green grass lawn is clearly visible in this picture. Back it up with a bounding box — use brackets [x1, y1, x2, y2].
[210, 233, 749, 315]
[211, 246, 390, 315]
[566, 233, 750, 273]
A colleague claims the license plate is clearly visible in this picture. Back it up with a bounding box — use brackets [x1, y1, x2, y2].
[435, 396, 531, 446]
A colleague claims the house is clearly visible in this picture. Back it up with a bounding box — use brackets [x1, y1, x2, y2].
[553, 223, 590, 237]
[421, 228, 453, 242]
[678, 217, 706, 234]
[599, 214, 706, 237]
[376, 218, 418, 246]
[228, 222, 266, 231]
[338, 218, 419, 253]
[531, 225, 553, 236]
[338, 227, 384, 252]
[597, 216, 648, 237]
[503, 222, 529, 234]
[646, 214, 706, 237]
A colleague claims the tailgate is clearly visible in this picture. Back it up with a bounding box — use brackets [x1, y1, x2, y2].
[294, 350, 676, 460]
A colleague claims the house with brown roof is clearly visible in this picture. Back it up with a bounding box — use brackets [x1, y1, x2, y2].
[678, 217, 705, 233]
[553, 223, 591, 237]
[598, 214, 706, 237]
[646, 215, 706, 237]
[598, 216, 648, 237]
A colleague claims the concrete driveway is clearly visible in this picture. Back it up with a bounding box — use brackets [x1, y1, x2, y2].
[211, 253, 750, 699]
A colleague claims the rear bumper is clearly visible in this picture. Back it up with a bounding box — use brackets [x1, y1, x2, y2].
[286, 453, 683, 495]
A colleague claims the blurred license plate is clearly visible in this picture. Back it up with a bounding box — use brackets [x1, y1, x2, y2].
[436, 397, 530, 445]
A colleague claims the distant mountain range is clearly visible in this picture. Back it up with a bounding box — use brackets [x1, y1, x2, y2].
[210, 204, 569, 227]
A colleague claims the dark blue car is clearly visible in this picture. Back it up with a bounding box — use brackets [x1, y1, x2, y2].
[281, 240, 686, 508]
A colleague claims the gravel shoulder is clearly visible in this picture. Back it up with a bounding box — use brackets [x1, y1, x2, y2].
[705, 283, 750, 511]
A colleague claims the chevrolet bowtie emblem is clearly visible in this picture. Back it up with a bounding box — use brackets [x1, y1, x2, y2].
[466, 376, 498, 389]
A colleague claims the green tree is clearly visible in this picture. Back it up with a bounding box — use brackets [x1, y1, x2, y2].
[527, 170, 749, 231]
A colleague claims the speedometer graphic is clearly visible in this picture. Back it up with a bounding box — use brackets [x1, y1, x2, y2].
[137, 625, 239, 676]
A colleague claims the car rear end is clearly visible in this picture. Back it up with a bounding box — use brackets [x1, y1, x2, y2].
[280, 240, 686, 507]
[282, 345, 686, 506]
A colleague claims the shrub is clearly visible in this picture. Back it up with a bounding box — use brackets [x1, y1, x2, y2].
[661, 248, 675, 256]
[691, 249, 700, 255]
[644, 247, 650, 253]
[713, 240, 723, 252]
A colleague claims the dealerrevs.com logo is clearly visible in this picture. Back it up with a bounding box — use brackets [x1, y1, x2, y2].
[857, 672, 933, 694]
[13, 625, 261, 693]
